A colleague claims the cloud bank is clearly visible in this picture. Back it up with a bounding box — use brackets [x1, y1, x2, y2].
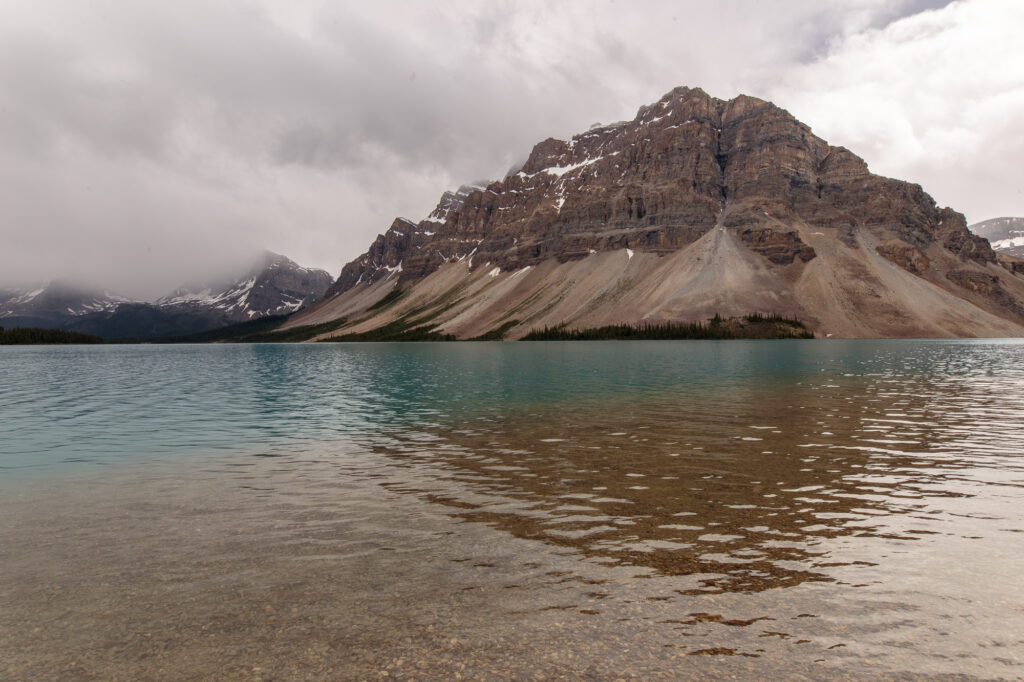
[2, 0, 1019, 298]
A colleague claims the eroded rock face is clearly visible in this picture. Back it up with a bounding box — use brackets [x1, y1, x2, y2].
[945, 268, 1024, 319]
[738, 229, 816, 265]
[947, 269, 1000, 295]
[876, 241, 930, 274]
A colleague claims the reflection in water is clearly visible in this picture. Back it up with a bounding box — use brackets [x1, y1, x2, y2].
[361, 342, 1024, 671]
[374, 356, 1013, 589]
[2, 341, 1024, 678]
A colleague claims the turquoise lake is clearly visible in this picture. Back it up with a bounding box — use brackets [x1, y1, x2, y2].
[2, 340, 1024, 679]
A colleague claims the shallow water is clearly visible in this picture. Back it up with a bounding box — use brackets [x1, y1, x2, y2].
[2, 340, 1024, 679]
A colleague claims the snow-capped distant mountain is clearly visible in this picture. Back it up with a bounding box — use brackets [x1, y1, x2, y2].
[0, 282, 135, 328]
[158, 251, 332, 322]
[2, 252, 332, 339]
[970, 217, 1024, 258]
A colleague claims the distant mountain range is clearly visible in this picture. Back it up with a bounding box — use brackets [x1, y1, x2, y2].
[970, 217, 1024, 258]
[0, 282, 133, 323]
[281, 86, 1024, 340]
[0, 252, 331, 339]
[9, 88, 1024, 344]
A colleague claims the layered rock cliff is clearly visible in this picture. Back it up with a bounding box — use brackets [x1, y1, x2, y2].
[290, 87, 1024, 339]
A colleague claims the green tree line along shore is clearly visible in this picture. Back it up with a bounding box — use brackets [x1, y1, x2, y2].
[520, 313, 814, 341]
[0, 313, 813, 345]
[0, 326, 104, 345]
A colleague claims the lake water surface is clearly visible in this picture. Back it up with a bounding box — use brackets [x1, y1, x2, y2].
[2, 341, 1023, 679]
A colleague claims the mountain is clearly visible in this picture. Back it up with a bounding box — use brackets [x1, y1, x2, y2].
[156, 251, 333, 322]
[285, 86, 1024, 340]
[2, 252, 332, 339]
[0, 282, 135, 330]
[970, 217, 1024, 258]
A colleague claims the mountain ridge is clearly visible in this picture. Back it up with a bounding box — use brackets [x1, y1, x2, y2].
[1, 251, 332, 339]
[286, 86, 1024, 340]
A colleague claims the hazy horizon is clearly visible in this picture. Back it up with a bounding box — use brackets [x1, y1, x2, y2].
[3, 0, 1023, 299]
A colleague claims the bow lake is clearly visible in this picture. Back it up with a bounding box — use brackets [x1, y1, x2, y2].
[2, 340, 1023, 679]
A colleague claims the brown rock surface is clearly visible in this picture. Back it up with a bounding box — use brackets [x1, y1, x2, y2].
[290, 87, 1024, 339]
[875, 241, 930, 274]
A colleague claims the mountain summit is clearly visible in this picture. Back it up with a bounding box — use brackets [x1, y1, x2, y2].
[157, 251, 333, 322]
[289, 86, 1024, 339]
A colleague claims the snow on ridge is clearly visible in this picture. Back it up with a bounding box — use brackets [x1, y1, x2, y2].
[544, 150, 620, 178]
[162, 276, 257, 310]
[581, 120, 628, 135]
[7, 288, 46, 304]
[377, 261, 403, 281]
[509, 265, 532, 278]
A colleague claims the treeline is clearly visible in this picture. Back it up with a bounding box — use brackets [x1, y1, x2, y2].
[0, 313, 813, 345]
[521, 313, 814, 341]
[0, 326, 104, 345]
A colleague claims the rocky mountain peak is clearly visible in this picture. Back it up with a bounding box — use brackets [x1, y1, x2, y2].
[426, 184, 488, 224]
[160, 250, 332, 320]
[295, 86, 1024, 340]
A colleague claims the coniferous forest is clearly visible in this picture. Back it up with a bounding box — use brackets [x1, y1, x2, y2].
[0, 326, 104, 345]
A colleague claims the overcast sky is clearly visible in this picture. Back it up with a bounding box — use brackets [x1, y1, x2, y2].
[2, 0, 1022, 298]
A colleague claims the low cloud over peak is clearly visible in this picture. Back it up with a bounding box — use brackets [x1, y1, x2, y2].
[3, 0, 1018, 298]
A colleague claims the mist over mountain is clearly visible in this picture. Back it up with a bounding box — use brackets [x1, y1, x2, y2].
[0, 252, 331, 339]
[0, 282, 134, 331]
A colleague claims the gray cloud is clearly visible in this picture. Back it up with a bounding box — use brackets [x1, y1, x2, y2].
[0, 0, 1018, 299]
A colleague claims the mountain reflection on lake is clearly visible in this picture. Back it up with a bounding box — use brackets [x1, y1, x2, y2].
[2, 340, 1023, 679]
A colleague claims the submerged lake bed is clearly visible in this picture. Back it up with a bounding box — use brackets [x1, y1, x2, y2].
[2, 340, 1024, 679]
